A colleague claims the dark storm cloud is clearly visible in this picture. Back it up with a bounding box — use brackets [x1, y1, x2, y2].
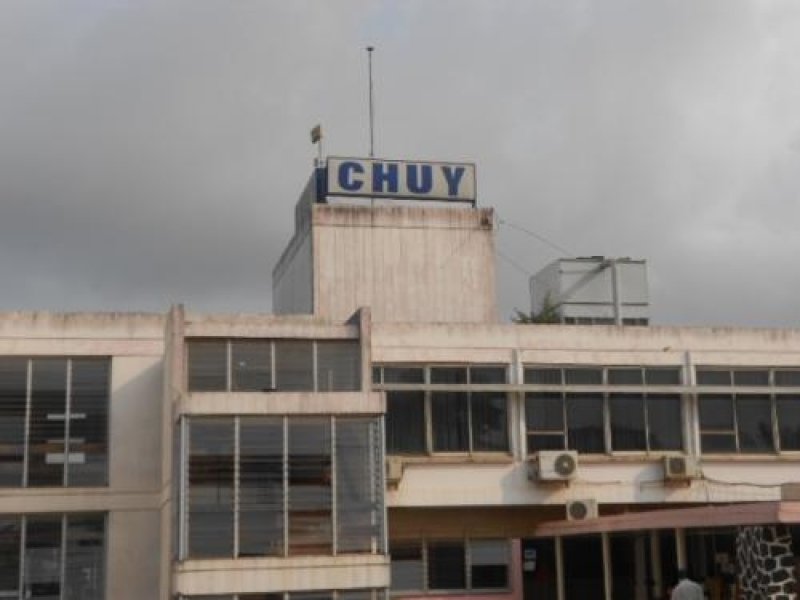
[1, 0, 799, 325]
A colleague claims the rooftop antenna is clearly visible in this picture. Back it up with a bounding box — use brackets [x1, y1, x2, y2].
[367, 46, 375, 157]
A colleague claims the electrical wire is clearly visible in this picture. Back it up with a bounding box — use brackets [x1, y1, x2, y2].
[496, 216, 573, 257]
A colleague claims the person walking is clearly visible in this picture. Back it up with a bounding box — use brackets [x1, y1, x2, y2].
[670, 569, 704, 600]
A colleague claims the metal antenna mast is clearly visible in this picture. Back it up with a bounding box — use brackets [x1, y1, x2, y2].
[367, 46, 375, 157]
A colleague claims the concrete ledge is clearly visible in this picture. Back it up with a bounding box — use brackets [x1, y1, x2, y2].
[184, 313, 358, 339]
[173, 554, 389, 595]
[180, 391, 385, 416]
[0, 488, 162, 513]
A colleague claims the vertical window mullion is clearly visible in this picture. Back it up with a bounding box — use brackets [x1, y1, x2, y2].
[59, 514, 67, 600]
[771, 391, 781, 453]
[561, 393, 568, 449]
[643, 394, 651, 453]
[732, 395, 740, 452]
[23, 360, 32, 487]
[63, 361, 73, 487]
[179, 417, 188, 560]
[18, 515, 25, 597]
[422, 539, 429, 592]
[283, 416, 289, 557]
[226, 340, 232, 392]
[312, 341, 319, 392]
[271, 341, 277, 390]
[465, 538, 472, 591]
[424, 369, 433, 454]
[233, 417, 240, 557]
[331, 415, 337, 556]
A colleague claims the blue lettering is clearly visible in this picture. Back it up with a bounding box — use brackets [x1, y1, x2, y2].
[406, 164, 433, 194]
[372, 162, 399, 194]
[441, 166, 466, 197]
[338, 161, 364, 192]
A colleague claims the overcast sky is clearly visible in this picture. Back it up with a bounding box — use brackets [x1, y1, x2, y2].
[1, 1, 799, 326]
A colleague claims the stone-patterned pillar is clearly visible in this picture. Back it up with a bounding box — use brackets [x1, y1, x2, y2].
[736, 525, 797, 599]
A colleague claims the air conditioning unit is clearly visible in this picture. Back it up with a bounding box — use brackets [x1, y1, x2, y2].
[662, 455, 698, 482]
[386, 457, 404, 487]
[566, 499, 598, 521]
[529, 450, 578, 482]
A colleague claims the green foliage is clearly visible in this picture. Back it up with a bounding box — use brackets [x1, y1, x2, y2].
[511, 293, 560, 324]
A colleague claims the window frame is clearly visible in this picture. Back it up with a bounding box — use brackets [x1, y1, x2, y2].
[523, 365, 685, 456]
[388, 538, 511, 596]
[0, 357, 110, 488]
[186, 339, 362, 393]
[695, 367, 800, 455]
[376, 365, 511, 456]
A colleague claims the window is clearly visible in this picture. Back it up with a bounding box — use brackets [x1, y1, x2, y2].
[182, 416, 384, 559]
[376, 365, 509, 455]
[178, 591, 386, 600]
[187, 339, 361, 392]
[0, 357, 110, 488]
[695, 367, 800, 453]
[524, 366, 683, 454]
[0, 513, 105, 600]
[389, 539, 509, 594]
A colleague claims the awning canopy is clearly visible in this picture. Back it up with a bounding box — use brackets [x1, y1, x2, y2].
[533, 501, 800, 538]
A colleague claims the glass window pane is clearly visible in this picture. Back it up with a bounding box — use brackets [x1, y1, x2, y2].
[239, 418, 284, 557]
[564, 368, 602, 385]
[470, 540, 508, 589]
[522, 539, 558, 600]
[566, 394, 605, 453]
[232, 341, 272, 392]
[386, 392, 425, 455]
[645, 368, 681, 385]
[430, 367, 467, 384]
[609, 394, 646, 451]
[68, 359, 109, 486]
[470, 367, 507, 384]
[28, 359, 67, 486]
[431, 392, 469, 452]
[471, 393, 508, 452]
[382, 367, 424, 384]
[336, 418, 382, 553]
[562, 535, 604, 600]
[428, 540, 466, 590]
[0, 359, 27, 486]
[187, 341, 227, 391]
[777, 395, 800, 451]
[698, 395, 734, 430]
[733, 370, 769, 386]
[188, 419, 235, 557]
[647, 395, 683, 451]
[701, 433, 736, 453]
[775, 370, 800, 387]
[63, 514, 105, 600]
[275, 341, 314, 392]
[390, 540, 424, 591]
[24, 516, 62, 599]
[0, 517, 20, 595]
[608, 369, 642, 385]
[316, 341, 361, 392]
[526, 393, 564, 432]
[736, 395, 774, 453]
[288, 418, 332, 555]
[526, 393, 565, 452]
[696, 370, 730, 386]
[524, 368, 562, 385]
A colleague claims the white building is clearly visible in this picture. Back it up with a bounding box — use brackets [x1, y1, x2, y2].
[0, 159, 798, 600]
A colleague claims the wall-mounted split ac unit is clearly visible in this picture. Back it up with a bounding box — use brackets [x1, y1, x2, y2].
[662, 455, 698, 482]
[566, 499, 598, 521]
[528, 450, 578, 482]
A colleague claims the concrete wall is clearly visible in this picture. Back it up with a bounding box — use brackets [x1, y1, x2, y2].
[302, 204, 497, 323]
[0, 311, 166, 599]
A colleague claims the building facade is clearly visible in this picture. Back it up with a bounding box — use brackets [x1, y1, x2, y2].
[0, 163, 798, 599]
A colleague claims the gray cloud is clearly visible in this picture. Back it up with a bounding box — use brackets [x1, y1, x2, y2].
[1, 0, 799, 326]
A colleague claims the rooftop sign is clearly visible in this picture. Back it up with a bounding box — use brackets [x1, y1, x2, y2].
[325, 157, 476, 203]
